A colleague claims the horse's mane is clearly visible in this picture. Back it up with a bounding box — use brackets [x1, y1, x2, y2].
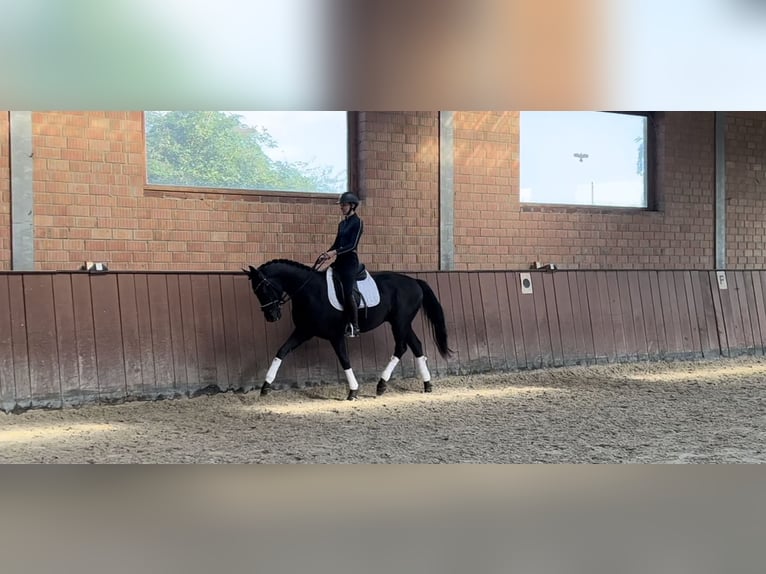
[261, 258, 317, 273]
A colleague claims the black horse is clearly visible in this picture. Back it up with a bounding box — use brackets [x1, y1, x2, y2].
[244, 259, 452, 400]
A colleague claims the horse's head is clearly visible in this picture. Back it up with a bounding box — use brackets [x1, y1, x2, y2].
[244, 265, 284, 322]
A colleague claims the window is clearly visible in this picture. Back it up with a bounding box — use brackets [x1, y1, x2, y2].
[520, 111, 650, 208]
[144, 111, 348, 194]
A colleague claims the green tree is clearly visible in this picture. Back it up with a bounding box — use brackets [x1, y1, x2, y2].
[145, 111, 344, 193]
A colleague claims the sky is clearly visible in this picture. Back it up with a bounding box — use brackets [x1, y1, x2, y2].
[235, 111, 347, 176]
[520, 112, 646, 207]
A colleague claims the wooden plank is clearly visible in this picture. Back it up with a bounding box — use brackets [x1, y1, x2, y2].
[133, 275, 157, 395]
[165, 275, 188, 394]
[627, 271, 648, 360]
[731, 271, 751, 352]
[637, 272, 659, 359]
[72, 274, 98, 401]
[720, 271, 744, 352]
[71, 274, 98, 402]
[117, 275, 144, 399]
[0, 276, 15, 409]
[8, 276, 31, 407]
[591, 272, 614, 362]
[52, 275, 80, 404]
[494, 272, 518, 370]
[505, 272, 528, 370]
[478, 272, 506, 370]
[683, 271, 704, 357]
[657, 271, 682, 356]
[468, 272, 491, 371]
[23, 274, 61, 407]
[541, 273, 563, 367]
[574, 272, 596, 362]
[739, 271, 759, 353]
[90, 274, 127, 401]
[532, 272, 554, 367]
[709, 271, 730, 357]
[648, 272, 668, 358]
[673, 270, 695, 356]
[691, 271, 716, 358]
[207, 275, 230, 389]
[458, 273, 480, 368]
[146, 274, 176, 394]
[516, 272, 541, 368]
[219, 275, 243, 387]
[448, 273, 470, 374]
[552, 272, 576, 365]
[190, 275, 217, 387]
[605, 272, 627, 359]
[178, 275, 200, 390]
[237, 274, 264, 386]
[435, 273, 460, 374]
[700, 271, 722, 357]
[755, 271, 766, 353]
[616, 272, 637, 359]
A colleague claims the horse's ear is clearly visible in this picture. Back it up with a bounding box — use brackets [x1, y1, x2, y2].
[247, 265, 258, 276]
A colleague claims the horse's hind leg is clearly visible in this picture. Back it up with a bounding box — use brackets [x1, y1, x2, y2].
[260, 329, 311, 396]
[406, 328, 432, 393]
[376, 325, 409, 396]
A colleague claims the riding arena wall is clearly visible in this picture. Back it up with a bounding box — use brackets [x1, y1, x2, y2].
[0, 267, 759, 412]
[1, 111, 766, 410]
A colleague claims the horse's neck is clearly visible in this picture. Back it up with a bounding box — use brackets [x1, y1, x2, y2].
[266, 263, 314, 294]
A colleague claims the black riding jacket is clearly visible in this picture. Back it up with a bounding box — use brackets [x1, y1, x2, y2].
[330, 212, 363, 258]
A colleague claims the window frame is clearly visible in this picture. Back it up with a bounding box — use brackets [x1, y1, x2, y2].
[142, 111, 358, 200]
[519, 111, 657, 212]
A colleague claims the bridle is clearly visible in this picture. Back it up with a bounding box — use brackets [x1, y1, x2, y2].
[252, 262, 321, 311]
[253, 277, 289, 310]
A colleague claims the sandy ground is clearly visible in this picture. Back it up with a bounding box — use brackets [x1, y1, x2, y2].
[2, 355, 766, 463]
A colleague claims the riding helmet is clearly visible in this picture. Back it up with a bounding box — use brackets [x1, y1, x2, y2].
[337, 192, 360, 206]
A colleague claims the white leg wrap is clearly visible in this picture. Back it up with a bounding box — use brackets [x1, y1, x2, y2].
[415, 356, 430, 382]
[265, 358, 282, 384]
[380, 356, 400, 382]
[344, 368, 359, 391]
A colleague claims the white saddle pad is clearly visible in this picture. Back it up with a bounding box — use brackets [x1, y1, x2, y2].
[326, 267, 381, 311]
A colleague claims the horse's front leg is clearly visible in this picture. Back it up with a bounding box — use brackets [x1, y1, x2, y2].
[329, 336, 359, 401]
[261, 329, 312, 396]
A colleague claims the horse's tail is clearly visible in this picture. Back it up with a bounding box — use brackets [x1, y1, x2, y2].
[416, 279, 453, 358]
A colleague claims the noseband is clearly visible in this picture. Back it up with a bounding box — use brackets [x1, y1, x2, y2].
[254, 277, 289, 310]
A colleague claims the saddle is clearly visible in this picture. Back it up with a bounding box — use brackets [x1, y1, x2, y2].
[325, 265, 380, 311]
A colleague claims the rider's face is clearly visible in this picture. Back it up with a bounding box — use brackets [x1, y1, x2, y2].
[340, 202, 352, 216]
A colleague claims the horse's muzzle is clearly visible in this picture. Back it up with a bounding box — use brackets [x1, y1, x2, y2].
[265, 309, 281, 322]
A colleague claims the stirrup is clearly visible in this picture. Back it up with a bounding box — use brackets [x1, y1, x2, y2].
[345, 324, 360, 338]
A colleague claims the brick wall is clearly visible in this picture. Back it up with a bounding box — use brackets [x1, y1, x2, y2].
[454, 111, 519, 269]
[32, 111, 349, 271]
[726, 112, 766, 268]
[0, 112, 10, 269]
[0, 110, 759, 272]
[453, 111, 716, 270]
[357, 111, 439, 270]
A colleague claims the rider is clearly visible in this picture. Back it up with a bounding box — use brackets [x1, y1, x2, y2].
[318, 191, 364, 338]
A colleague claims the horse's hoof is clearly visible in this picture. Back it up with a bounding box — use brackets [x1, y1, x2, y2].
[347, 390, 359, 401]
[424, 381, 432, 393]
[260, 382, 272, 396]
[376, 379, 387, 396]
